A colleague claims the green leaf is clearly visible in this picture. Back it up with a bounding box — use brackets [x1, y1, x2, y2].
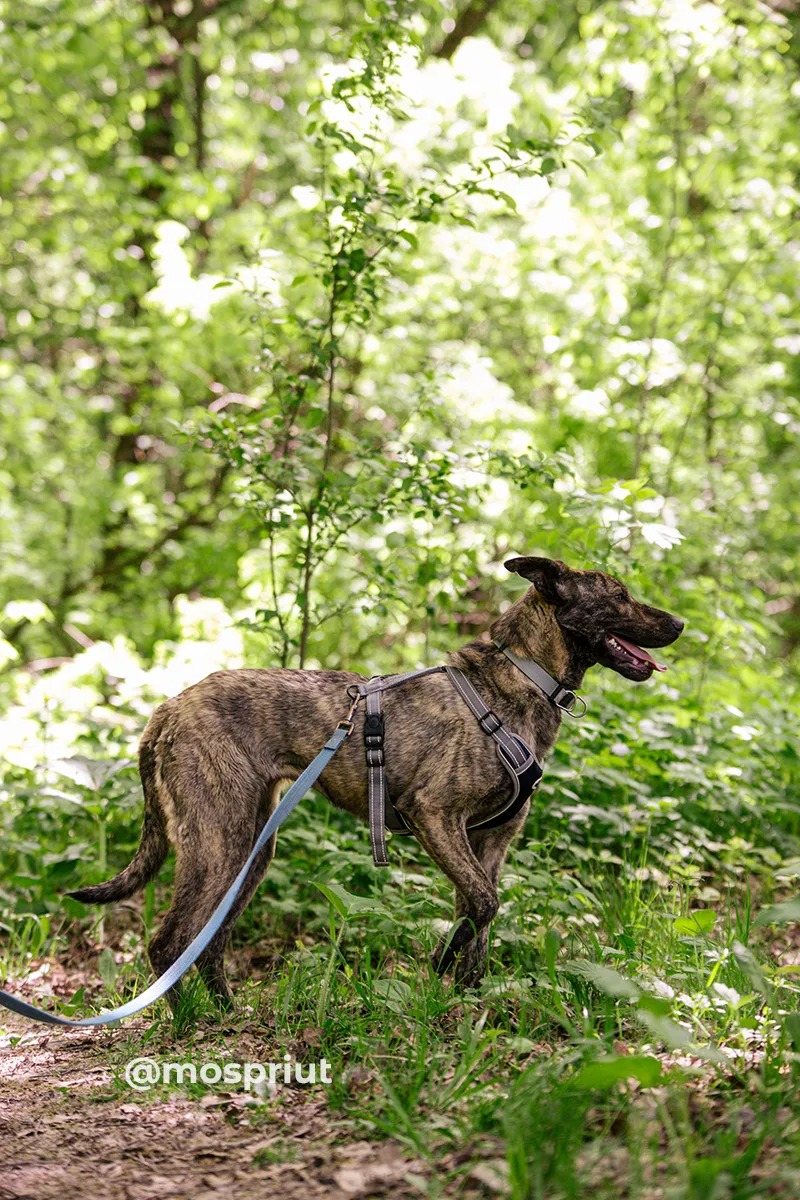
[673, 909, 718, 936]
[636, 1011, 692, 1050]
[508, 1036, 538, 1055]
[635, 1012, 726, 1065]
[61, 987, 87, 1016]
[754, 899, 800, 926]
[312, 881, 387, 918]
[562, 960, 640, 999]
[784, 1013, 800, 1051]
[572, 1054, 664, 1090]
[637, 994, 674, 1017]
[98, 947, 118, 991]
[732, 942, 773, 999]
[51, 758, 134, 793]
[372, 978, 413, 1013]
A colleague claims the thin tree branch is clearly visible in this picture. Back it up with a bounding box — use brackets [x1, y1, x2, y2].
[192, 53, 207, 171]
[432, 0, 502, 59]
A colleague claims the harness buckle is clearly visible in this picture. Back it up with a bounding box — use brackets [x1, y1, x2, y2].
[364, 712, 384, 760]
[478, 710, 502, 734]
[364, 712, 385, 739]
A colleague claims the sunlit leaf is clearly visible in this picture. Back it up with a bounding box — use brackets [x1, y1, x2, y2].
[573, 1054, 664, 1090]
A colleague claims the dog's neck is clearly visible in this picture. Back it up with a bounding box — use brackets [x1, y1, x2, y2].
[489, 593, 589, 691]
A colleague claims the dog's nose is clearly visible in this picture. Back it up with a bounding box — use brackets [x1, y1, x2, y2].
[670, 617, 685, 635]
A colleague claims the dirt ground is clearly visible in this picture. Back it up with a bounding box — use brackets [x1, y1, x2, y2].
[0, 965, 504, 1200]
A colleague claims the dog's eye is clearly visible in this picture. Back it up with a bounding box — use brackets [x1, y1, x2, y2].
[613, 589, 627, 602]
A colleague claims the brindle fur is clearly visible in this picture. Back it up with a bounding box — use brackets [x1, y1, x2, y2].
[69, 557, 683, 1005]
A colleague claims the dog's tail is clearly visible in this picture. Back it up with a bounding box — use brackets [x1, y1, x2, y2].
[67, 715, 169, 905]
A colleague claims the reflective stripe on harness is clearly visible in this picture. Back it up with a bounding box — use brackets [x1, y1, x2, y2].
[356, 665, 544, 866]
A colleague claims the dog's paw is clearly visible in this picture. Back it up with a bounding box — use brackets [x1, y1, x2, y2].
[430, 945, 452, 977]
[453, 959, 485, 989]
[452, 940, 487, 989]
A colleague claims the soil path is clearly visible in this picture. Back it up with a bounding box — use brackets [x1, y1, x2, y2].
[0, 962, 433, 1200]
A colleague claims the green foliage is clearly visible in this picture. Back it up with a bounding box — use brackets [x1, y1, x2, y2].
[1, 1, 800, 1193]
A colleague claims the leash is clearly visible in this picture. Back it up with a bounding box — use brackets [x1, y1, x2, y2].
[0, 718, 355, 1028]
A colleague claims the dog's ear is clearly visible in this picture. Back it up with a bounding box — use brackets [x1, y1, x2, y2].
[504, 556, 570, 604]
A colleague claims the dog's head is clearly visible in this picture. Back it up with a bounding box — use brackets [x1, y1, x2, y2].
[504, 556, 684, 681]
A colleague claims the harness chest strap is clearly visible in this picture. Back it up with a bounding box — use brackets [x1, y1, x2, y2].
[357, 666, 544, 867]
[357, 665, 448, 866]
[365, 689, 390, 866]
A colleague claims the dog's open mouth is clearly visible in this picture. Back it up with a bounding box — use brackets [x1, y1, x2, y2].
[605, 634, 667, 674]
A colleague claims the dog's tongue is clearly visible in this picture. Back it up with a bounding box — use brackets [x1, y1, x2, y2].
[614, 635, 667, 672]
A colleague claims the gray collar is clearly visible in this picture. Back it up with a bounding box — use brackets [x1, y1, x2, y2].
[492, 641, 587, 717]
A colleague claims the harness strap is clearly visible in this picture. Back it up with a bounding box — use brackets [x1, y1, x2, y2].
[365, 690, 389, 866]
[493, 642, 586, 717]
[359, 665, 543, 865]
[445, 666, 528, 769]
[357, 666, 443, 864]
[446, 666, 543, 830]
[358, 665, 447, 695]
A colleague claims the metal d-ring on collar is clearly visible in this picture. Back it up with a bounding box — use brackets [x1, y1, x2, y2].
[493, 641, 588, 718]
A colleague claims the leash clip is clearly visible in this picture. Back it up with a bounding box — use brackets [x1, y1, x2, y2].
[338, 690, 362, 737]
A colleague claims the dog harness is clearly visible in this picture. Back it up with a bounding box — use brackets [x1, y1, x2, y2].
[353, 664, 545, 866]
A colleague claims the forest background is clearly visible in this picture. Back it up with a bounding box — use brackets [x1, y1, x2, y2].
[1, 1, 800, 1196]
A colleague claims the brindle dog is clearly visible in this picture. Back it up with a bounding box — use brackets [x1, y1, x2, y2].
[69, 557, 683, 1003]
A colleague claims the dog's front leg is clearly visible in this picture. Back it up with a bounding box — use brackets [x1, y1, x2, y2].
[446, 806, 530, 986]
[396, 793, 499, 979]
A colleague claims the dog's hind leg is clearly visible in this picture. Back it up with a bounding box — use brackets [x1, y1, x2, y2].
[194, 780, 284, 1005]
[148, 777, 282, 1010]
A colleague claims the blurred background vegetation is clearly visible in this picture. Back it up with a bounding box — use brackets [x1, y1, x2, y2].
[1, 1, 800, 1190]
[2, 0, 798, 881]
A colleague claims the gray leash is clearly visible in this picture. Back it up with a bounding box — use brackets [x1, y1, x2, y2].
[0, 721, 353, 1027]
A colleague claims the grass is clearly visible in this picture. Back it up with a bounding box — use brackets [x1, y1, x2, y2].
[3, 705, 800, 1198]
[5, 826, 797, 1199]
